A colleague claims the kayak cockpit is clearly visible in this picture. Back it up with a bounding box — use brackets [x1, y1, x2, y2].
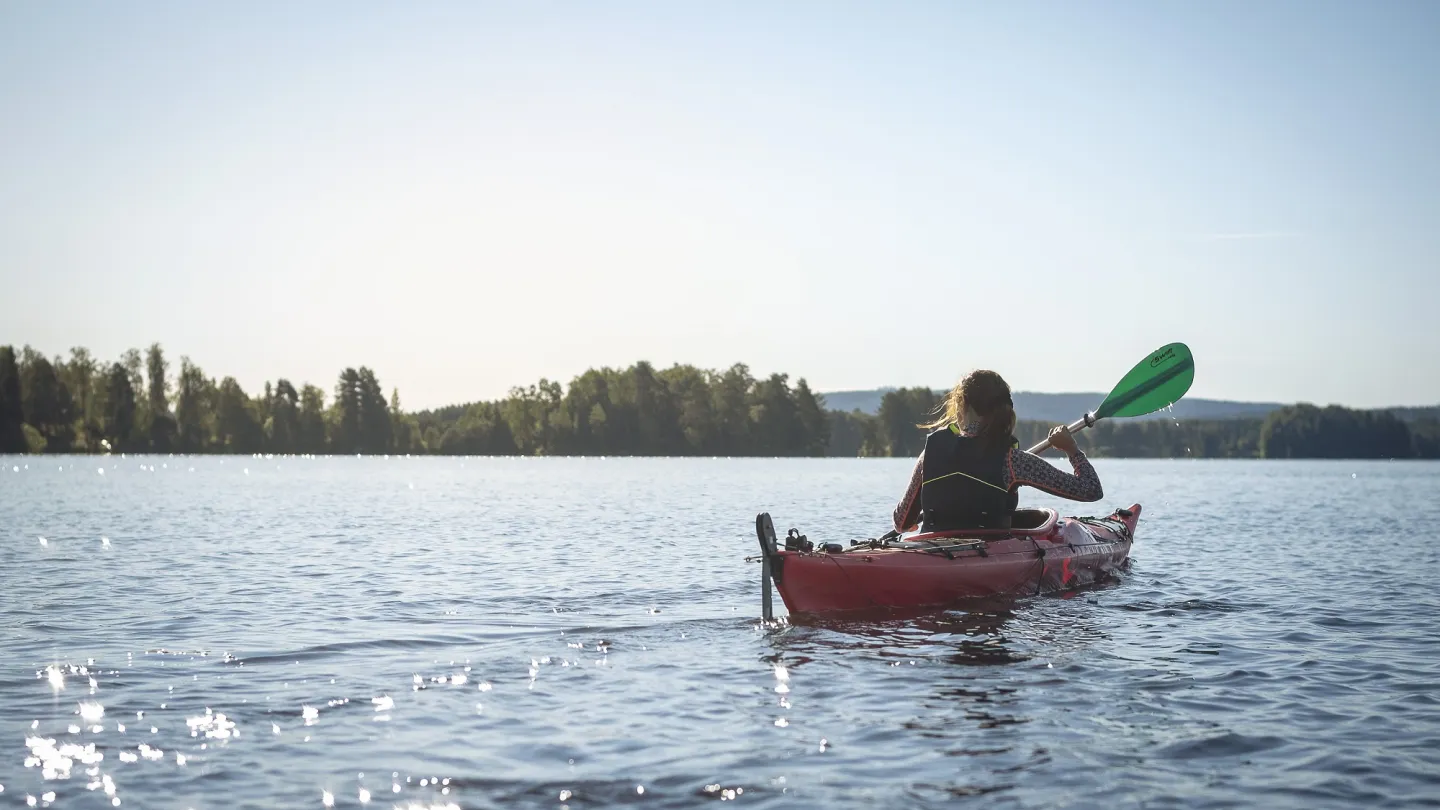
[908, 507, 1059, 543]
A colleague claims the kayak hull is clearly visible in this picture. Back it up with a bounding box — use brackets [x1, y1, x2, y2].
[760, 504, 1139, 616]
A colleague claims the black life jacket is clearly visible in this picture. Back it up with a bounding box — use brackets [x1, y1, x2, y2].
[920, 425, 1019, 532]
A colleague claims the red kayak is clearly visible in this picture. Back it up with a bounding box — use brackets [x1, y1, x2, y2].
[753, 505, 1140, 617]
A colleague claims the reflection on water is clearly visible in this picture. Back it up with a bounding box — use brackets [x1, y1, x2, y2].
[3, 457, 1440, 808]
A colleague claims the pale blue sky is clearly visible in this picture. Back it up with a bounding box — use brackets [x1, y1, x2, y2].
[2, 1, 1437, 409]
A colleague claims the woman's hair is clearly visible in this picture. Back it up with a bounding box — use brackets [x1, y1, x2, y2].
[920, 369, 1016, 451]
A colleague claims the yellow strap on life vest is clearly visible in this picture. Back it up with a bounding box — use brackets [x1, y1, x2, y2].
[921, 469, 1010, 493]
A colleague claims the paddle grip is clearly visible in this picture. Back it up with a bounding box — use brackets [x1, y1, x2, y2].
[1025, 413, 1096, 455]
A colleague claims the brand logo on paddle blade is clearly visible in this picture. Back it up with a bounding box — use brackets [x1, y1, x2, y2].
[1149, 347, 1177, 368]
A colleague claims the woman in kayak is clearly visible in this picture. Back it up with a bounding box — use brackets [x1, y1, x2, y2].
[893, 369, 1102, 532]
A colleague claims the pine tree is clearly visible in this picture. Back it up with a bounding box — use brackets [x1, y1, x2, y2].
[0, 346, 26, 452]
[122, 348, 147, 444]
[215, 377, 262, 453]
[355, 367, 392, 453]
[793, 378, 830, 456]
[20, 350, 75, 452]
[269, 380, 300, 453]
[63, 347, 100, 451]
[298, 385, 328, 454]
[175, 357, 214, 453]
[101, 363, 137, 452]
[332, 368, 363, 453]
[145, 343, 176, 451]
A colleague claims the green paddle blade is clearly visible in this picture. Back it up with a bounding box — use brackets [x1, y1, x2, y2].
[1095, 343, 1195, 419]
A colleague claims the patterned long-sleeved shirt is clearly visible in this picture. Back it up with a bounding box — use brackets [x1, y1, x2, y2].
[892, 435, 1103, 531]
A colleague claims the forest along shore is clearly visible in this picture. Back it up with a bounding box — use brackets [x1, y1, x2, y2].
[2, 344, 1436, 459]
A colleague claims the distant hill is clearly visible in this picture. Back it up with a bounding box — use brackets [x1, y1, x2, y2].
[1387, 406, 1440, 422]
[819, 388, 899, 414]
[819, 388, 1283, 422]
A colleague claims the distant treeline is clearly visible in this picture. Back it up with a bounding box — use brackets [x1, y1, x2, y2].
[0, 344, 411, 455]
[411, 363, 828, 456]
[838, 387, 1440, 460]
[1, 345, 1435, 459]
[0, 345, 827, 457]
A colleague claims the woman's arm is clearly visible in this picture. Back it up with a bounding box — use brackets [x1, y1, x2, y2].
[893, 451, 925, 531]
[1007, 447, 1103, 502]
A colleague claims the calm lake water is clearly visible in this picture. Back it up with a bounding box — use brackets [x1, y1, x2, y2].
[3, 456, 1439, 809]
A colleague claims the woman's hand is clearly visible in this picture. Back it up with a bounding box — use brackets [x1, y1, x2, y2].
[1049, 425, 1080, 455]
